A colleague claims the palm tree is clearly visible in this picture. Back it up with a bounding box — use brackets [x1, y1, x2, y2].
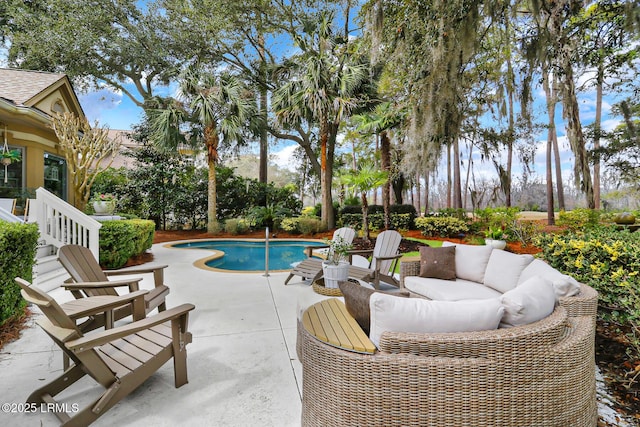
[353, 101, 405, 228]
[340, 163, 388, 241]
[272, 11, 375, 230]
[150, 65, 255, 233]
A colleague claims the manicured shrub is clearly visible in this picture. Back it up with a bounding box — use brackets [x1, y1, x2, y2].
[391, 213, 414, 231]
[415, 216, 469, 237]
[556, 208, 602, 230]
[298, 216, 323, 235]
[340, 205, 362, 215]
[224, 218, 250, 235]
[99, 219, 155, 269]
[0, 221, 38, 325]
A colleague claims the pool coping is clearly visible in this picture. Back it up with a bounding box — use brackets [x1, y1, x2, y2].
[164, 237, 326, 273]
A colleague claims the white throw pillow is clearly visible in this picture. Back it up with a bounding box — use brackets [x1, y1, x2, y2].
[368, 293, 504, 348]
[442, 242, 493, 283]
[518, 259, 581, 299]
[500, 275, 556, 327]
[483, 250, 534, 294]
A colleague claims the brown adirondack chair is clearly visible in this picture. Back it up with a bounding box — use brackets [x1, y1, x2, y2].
[58, 244, 170, 331]
[16, 277, 195, 427]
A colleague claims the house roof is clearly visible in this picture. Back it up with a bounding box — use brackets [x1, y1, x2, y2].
[0, 68, 68, 106]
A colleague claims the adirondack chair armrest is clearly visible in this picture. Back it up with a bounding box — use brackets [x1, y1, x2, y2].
[371, 254, 403, 272]
[64, 278, 143, 293]
[305, 244, 329, 257]
[66, 290, 149, 320]
[373, 253, 402, 262]
[348, 249, 373, 256]
[104, 263, 168, 288]
[104, 263, 168, 276]
[66, 304, 196, 352]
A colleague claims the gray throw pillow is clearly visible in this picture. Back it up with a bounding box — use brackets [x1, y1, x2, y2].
[338, 280, 409, 334]
[419, 246, 456, 280]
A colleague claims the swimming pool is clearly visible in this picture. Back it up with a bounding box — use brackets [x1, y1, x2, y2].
[170, 239, 326, 272]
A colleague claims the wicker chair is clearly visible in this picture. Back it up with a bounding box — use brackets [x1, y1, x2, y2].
[297, 279, 599, 427]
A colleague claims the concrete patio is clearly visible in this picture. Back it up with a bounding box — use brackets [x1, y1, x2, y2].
[0, 241, 329, 426]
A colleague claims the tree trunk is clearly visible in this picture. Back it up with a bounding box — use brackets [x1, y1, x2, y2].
[361, 191, 370, 241]
[446, 142, 452, 208]
[593, 64, 604, 209]
[205, 126, 219, 233]
[453, 136, 462, 209]
[542, 67, 556, 225]
[414, 170, 421, 214]
[423, 172, 430, 215]
[560, 48, 594, 208]
[380, 130, 391, 228]
[258, 30, 268, 189]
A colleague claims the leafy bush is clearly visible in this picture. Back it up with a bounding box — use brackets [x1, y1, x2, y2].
[535, 226, 640, 361]
[415, 216, 469, 237]
[432, 208, 469, 220]
[301, 206, 316, 216]
[99, 219, 155, 269]
[340, 205, 362, 215]
[556, 208, 602, 230]
[224, 218, 250, 235]
[298, 216, 323, 235]
[391, 213, 414, 231]
[0, 221, 38, 325]
[339, 213, 362, 229]
[279, 217, 300, 233]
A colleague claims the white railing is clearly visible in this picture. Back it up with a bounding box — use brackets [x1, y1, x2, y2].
[0, 207, 23, 223]
[35, 187, 102, 259]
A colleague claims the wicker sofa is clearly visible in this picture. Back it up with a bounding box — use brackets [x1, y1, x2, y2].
[297, 251, 599, 427]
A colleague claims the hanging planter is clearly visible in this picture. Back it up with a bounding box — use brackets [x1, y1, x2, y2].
[1, 124, 21, 183]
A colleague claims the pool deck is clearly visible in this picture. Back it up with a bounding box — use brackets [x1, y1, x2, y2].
[0, 241, 329, 426]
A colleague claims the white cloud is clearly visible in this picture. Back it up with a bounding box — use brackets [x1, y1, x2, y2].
[78, 87, 123, 122]
[271, 144, 300, 171]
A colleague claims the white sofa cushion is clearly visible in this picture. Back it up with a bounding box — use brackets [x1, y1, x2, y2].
[369, 293, 504, 347]
[483, 250, 534, 293]
[442, 242, 493, 283]
[500, 275, 556, 327]
[518, 259, 581, 299]
[404, 276, 502, 301]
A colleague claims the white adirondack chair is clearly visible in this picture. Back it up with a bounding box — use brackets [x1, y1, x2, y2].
[350, 229, 403, 289]
[306, 227, 357, 259]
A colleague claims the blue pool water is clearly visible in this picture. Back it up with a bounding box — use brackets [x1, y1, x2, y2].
[172, 239, 325, 271]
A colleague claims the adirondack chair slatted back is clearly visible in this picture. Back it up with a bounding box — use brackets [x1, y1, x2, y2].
[370, 230, 402, 274]
[334, 227, 356, 244]
[59, 244, 115, 297]
[15, 278, 116, 385]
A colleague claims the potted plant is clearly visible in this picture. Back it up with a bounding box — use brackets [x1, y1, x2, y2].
[321, 236, 353, 289]
[0, 149, 21, 184]
[484, 226, 507, 250]
[0, 148, 21, 166]
[91, 193, 117, 215]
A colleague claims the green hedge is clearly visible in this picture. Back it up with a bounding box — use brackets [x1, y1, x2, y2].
[414, 216, 469, 237]
[99, 219, 155, 269]
[0, 221, 38, 325]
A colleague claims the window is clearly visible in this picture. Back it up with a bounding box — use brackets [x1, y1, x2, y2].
[52, 100, 66, 114]
[44, 153, 67, 200]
